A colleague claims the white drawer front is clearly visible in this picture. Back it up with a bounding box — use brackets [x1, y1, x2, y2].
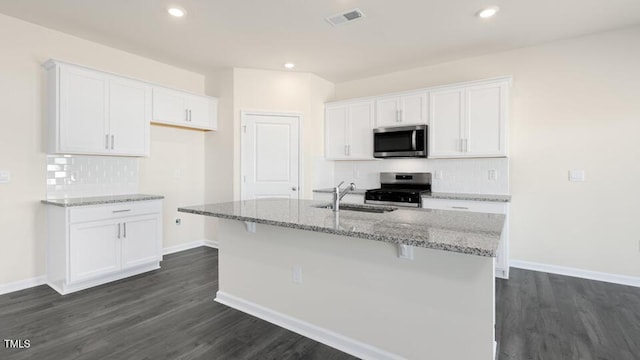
[69, 200, 162, 224]
[421, 198, 506, 214]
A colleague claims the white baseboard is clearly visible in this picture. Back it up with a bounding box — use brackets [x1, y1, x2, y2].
[0, 276, 46, 296]
[510, 260, 640, 288]
[215, 291, 404, 360]
[162, 239, 218, 255]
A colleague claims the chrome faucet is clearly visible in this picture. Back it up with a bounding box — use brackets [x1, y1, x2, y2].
[332, 181, 356, 212]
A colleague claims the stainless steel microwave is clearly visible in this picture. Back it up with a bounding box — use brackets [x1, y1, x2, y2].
[373, 125, 428, 158]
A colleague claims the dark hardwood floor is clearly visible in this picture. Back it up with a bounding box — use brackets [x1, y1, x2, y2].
[1, 247, 639, 359]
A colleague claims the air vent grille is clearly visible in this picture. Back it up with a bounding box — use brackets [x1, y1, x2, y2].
[326, 8, 366, 26]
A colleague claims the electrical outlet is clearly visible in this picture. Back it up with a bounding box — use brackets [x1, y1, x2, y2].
[0, 170, 10, 184]
[398, 244, 414, 260]
[292, 266, 303, 284]
[435, 170, 443, 180]
[175, 218, 181, 225]
[569, 170, 586, 182]
[488, 170, 498, 181]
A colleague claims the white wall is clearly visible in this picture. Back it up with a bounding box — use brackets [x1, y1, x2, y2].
[334, 26, 640, 278]
[0, 13, 207, 285]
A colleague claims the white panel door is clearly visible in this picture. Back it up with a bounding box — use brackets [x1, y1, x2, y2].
[187, 95, 215, 129]
[465, 82, 507, 157]
[375, 96, 400, 127]
[121, 215, 160, 269]
[347, 101, 374, 159]
[69, 220, 120, 283]
[242, 113, 300, 200]
[152, 88, 188, 125]
[59, 66, 108, 154]
[325, 106, 348, 160]
[429, 89, 465, 158]
[400, 93, 428, 125]
[109, 78, 150, 156]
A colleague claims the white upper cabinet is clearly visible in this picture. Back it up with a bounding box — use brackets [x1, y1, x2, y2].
[109, 78, 151, 156]
[375, 92, 427, 128]
[325, 101, 375, 160]
[45, 60, 150, 157]
[57, 65, 109, 154]
[429, 88, 465, 157]
[429, 79, 509, 158]
[152, 87, 218, 131]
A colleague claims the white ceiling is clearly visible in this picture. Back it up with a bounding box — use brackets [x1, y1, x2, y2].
[1, 0, 639, 82]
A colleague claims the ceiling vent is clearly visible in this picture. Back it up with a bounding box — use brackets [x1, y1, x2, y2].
[326, 8, 366, 26]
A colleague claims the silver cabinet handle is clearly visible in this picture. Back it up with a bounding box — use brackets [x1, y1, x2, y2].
[463, 139, 469, 152]
[189, 109, 192, 122]
[112, 209, 131, 213]
[396, 110, 401, 122]
[185, 109, 189, 122]
[105, 134, 109, 149]
[111, 135, 114, 150]
[117, 223, 121, 239]
[452, 206, 469, 210]
[346, 144, 350, 156]
[344, 145, 348, 156]
[399, 109, 403, 122]
[123, 223, 127, 238]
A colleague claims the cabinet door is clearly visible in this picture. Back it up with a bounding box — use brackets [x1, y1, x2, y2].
[348, 101, 375, 159]
[465, 82, 507, 157]
[59, 66, 108, 154]
[325, 106, 348, 159]
[375, 96, 400, 128]
[152, 88, 188, 125]
[109, 78, 151, 156]
[400, 93, 428, 125]
[69, 220, 120, 283]
[429, 89, 465, 158]
[121, 215, 161, 269]
[187, 95, 216, 130]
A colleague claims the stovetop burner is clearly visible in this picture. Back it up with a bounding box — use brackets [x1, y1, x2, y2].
[365, 172, 432, 208]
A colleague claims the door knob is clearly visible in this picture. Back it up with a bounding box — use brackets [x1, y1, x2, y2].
[292, 186, 298, 191]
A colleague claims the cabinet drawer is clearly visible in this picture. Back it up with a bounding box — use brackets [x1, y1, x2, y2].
[421, 198, 506, 214]
[69, 200, 162, 224]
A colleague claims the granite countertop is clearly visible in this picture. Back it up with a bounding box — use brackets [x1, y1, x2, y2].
[178, 199, 505, 257]
[41, 194, 164, 207]
[313, 188, 511, 202]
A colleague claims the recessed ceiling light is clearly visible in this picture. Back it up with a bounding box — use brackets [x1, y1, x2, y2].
[168, 7, 186, 17]
[284, 63, 295, 69]
[477, 6, 499, 19]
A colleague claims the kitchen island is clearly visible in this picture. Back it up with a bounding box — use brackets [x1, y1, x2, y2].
[178, 198, 505, 360]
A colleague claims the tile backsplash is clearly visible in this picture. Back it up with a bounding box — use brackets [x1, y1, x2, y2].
[331, 158, 509, 194]
[46, 155, 138, 199]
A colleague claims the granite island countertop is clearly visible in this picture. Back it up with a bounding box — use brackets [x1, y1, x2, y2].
[41, 194, 164, 207]
[178, 198, 505, 257]
[313, 188, 510, 202]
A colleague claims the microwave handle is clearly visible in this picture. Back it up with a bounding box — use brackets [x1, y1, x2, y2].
[411, 131, 417, 151]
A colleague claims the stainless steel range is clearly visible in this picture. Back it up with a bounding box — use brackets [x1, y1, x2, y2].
[365, 172, 432, 208]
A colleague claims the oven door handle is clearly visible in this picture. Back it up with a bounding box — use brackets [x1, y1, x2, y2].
[411, 130, 417, 151]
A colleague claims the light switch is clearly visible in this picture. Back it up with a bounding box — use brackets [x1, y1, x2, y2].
[568, 170, 586, 182]
[0, 170, 10, 184]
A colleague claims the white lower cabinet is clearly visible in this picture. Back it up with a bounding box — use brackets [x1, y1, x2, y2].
[421, 198, 510, 279]
[46, 200, 163, 294]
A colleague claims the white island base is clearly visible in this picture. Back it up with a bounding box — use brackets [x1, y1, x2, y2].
[214, 219, 496, 360]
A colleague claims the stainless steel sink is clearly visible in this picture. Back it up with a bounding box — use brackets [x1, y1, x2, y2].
[314, 203, 397, 213]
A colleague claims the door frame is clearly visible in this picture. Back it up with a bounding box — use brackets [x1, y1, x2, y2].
[240, 110, 303, 201]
